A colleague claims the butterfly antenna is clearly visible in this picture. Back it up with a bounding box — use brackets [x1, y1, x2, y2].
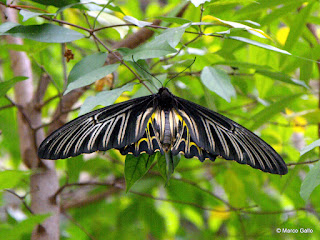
[164, 57, 196, 87]
[132, 56, 163, 88]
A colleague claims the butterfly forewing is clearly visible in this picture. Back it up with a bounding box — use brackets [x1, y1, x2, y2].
[38, 95, 155, 159]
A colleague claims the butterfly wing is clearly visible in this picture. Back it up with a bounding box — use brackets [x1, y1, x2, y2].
[118, 114, 163, 156]
[38, 95, 156, 160]
[173, 96, 287, 175]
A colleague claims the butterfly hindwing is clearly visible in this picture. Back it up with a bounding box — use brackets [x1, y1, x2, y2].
[38, 95, 156, 159]
[173, 96, 287, 175]
[119, 116, 163, 156]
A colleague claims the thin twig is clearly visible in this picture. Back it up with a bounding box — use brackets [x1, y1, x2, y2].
[286, 159, 320, 166]
[5, 189, 34, 214]
[34, 107, 80, 131]
[0, 103, 14, 111]
[63, 213, 97, 240]
[91, 33, 153, 93]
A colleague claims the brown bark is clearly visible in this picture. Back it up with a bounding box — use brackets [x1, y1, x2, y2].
[1, 4, 60, 240]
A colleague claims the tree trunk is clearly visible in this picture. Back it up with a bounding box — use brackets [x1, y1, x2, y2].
[1, 4, 60, 240]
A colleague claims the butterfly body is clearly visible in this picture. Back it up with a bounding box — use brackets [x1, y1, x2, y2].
[38, 87, 288, 175]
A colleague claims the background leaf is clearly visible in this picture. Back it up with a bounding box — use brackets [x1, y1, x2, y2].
[250, 93, 303, 130]
[65, 64, 119, 94]
[300, 161, 320, 201]
[79, 83, 135, 115]
[0, 77, 28, 97]
[201, 66, 236, 102]
[0, 170, 30, 189]
[2, 23, 85, 43]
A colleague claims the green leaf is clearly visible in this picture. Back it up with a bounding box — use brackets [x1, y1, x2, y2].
[208, 0, 256, 6]
[283, 2, 314, 52]
[121, 38, 177, 61]
[205, 16, 271, 39]
[250, 93, 303, 130]
[65, 63, 119, 94]
[141, 202, 166, 239]
[237, 0, 306, 16]
[88, 11, 129, 39]
[68, 53, 107, 83]
[128, 59, 153, 82]
[0, 170, 30, 189]
[165, 152, 180, 184]
[255, 69, 309, 88]
[0, 214, 50, 240]
[224, 169, 246, 207]
[214, 60, 273, 71]
[67, 156, 84, 183]
[19, 10, 54, 22]
[0, 77, 28, 97]
[157, 152, 180, 184]
[65, 53, 120, 94]
[2, 23, 85, 43]
[104, 4, 125, 15]
[300, 139, 320, 156]
[3, 42, 50, 53]
[154, 23, 190, 48]
[156, 16, 191, 25]
[228, 36, 291, 55]
[157, 153, 167, 181]
[260, 2, 302, 26]
[190, 0, 211, 7]
[123, 16, 152, 27]
[0, 22, 19, 34]
[79, 82, 136, 115]
[201, 66, 236, 102]
[29, 0, 80, 7]
[125, 154, 156, 192]
[300, 161, 320, 201]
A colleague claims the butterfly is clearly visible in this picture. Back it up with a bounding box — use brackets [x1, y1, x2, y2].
[38, 87, 288, 175]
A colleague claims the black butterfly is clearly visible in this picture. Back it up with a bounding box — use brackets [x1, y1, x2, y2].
[38, 87, 287, 175]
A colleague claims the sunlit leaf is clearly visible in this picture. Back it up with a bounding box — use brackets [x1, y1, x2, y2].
[208, 0, 256, 6]
[123, 16, 152, 27]
[203, 15, 272, 39]
[228, 36, 291, 55]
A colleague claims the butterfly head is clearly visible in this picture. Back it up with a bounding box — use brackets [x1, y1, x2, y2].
[157, 87, 174, 109]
